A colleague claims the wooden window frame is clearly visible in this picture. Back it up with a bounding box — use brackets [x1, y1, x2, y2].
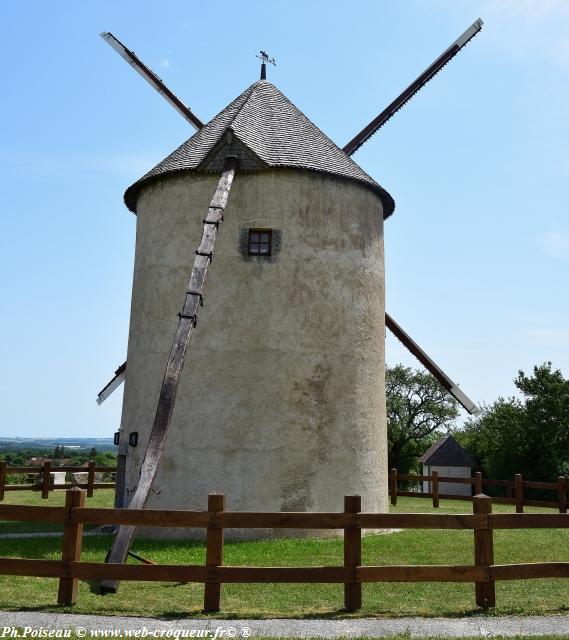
[248, 228, 273, 256]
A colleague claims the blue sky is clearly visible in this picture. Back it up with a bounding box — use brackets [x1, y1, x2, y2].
[1, 1, 568, 437]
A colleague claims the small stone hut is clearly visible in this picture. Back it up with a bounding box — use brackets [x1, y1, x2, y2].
[420, 435, 475, 497]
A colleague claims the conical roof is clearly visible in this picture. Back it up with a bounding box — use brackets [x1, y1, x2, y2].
[124, 80, 395, 217]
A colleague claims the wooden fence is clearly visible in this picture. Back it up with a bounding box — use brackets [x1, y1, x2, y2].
[389, 468, 568, 514]
[2, 488, 569, 612]
[0, 461, 116, 500]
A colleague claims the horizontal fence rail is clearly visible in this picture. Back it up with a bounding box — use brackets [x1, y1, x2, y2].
[1, 489, 569, 612]
[389, 468, 568, 513]
[0, 460, 116, 500]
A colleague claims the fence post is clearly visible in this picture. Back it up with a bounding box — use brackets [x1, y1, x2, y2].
[514, 473, 524, 513]
[57, 487, 85, 605]
[474, 471, 483, 495]
[558, 476, 567, 514]
[41, 460, 52, 499]
[0, 460, 6, 502]
[390, 468, 397, 506]
[473, 494, 495, 610]
[204, 493, 225, 612]
[87, 461, 96, 498]
[432, 470, 439, 508]
[344, 495, 362, 611]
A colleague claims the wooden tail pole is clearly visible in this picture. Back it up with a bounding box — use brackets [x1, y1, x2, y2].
[100, 157, 239, 594]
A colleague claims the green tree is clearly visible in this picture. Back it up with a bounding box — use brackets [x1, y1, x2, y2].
[456, 362, 569, 481]
[455, 399, 523, 479]
[386, 364, 459, 473]
[52, 444, 65, 459]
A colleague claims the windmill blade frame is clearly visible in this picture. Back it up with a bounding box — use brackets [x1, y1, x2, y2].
[100, 32, 204, 131]
[343, 18, 483, 156]
[385, 312, 480, 415]
[97, 361, 126, 405]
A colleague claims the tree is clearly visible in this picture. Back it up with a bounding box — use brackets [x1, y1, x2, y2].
[456, 362, 569, 481]
[455, 399, 523, 479]
[52, 444, 65, 459]
[386, 364, 459, 473]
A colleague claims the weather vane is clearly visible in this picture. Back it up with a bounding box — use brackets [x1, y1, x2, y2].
[256, 50, 276, 80]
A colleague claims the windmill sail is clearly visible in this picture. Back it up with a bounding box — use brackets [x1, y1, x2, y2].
[385, 312, 480, 415]
[96, 362, 126, 405]
[100, 32, 204, 131]
[343, 18, 483, 156]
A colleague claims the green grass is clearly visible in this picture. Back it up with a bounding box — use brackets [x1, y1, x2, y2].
[0, 490, 115, 534]
[390, 496, 554, 515]
[0, 495, 568, 618]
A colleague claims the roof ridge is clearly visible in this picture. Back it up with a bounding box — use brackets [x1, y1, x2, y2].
[170, 82, 260, 161]
[192, 81, 259, 155]
[230, 80, 265, 127]
[258, 82, 374, 178]
[204, 80, 264, 140]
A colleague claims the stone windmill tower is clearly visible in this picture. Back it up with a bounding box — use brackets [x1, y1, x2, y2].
[121, 77, 394, 527]
[97, 24, 482, 577]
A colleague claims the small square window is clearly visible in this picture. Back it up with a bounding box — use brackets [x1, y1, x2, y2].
[248, 228, 272, 256]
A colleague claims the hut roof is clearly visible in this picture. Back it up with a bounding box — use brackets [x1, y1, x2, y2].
[124, 80, 395, 217]
[420, 435, 476, 467]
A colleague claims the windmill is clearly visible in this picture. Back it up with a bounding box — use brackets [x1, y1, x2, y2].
[96, 20, 483, 592]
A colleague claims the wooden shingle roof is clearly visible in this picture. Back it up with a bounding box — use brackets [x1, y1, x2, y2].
[420, 435, 475, 467]
[124, 80, 395, 217]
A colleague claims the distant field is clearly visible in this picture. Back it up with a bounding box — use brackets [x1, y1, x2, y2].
[0, 437, 115, 450]
[0, 495, 568, 618]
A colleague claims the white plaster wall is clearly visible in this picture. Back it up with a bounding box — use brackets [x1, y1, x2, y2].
[120, 168, 387, 538]
[422, 465, 472, 496]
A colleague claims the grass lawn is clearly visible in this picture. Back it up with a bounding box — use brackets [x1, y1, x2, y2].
[0, 489, 115, 534]
[0, 493, 568, 619]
